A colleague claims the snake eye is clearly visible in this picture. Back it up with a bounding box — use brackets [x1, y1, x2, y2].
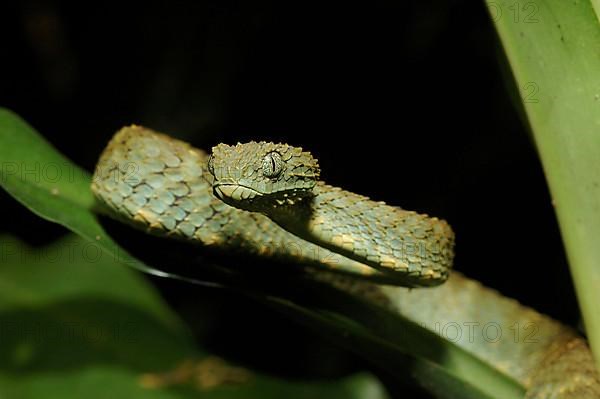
[262, 152, 283, 178]
[207, 155, 215, 175]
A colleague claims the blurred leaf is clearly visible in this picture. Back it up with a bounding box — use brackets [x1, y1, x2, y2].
[0, 107, 524, 398]
[0, 234, 389, 399]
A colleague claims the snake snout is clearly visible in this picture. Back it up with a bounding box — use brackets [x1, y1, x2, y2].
[214, 184, 261, 202]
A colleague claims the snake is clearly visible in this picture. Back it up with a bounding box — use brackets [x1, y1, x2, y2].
[91, 125, 454, 287]
[91, 126, 600, 398]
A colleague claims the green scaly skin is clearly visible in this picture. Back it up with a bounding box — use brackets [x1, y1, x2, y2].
[91, 126, 600, 398]
[92, 126, 453, 285]
[374, 272, 600, 398]
[209, 141, 454, 286]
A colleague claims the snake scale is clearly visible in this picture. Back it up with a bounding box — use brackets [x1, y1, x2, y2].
[92, 126, 600, 398]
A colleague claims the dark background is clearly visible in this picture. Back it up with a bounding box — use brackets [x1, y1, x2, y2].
[0, 1, 577, 397]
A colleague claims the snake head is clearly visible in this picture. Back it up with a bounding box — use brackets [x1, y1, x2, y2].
[208, 141, 320, 212]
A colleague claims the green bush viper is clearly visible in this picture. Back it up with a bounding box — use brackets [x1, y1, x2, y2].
[91, 126, 600, 398]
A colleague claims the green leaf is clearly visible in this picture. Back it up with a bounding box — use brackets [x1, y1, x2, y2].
[486, 0, 600, 368]
[0, 233, 389, 399]
[0, 108, 209, 284]
[0, 107, 523, 398]
[258, 296, 512, 399]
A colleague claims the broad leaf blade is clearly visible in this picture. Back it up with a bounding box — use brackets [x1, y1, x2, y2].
[0, 108, 203, 282]
[486, 0, 600, 368]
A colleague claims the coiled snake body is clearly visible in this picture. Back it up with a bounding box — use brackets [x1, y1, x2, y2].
[92, 125, 454, 287]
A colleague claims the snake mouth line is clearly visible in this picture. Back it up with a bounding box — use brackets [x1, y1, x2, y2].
[214, 184, 263, 201]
